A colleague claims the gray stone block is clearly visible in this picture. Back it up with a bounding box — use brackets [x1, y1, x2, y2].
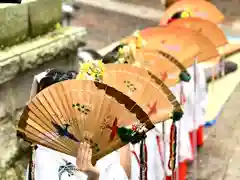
[0, 27, 86, 85]
[28, 0, 62, 37]
[0, 3, 29, 48]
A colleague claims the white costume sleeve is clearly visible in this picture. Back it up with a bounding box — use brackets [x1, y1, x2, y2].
[153, 66, 195, 176]
[32, 146, 88, 180]
[98, 163, 128, 180]
[96, 150, 128, 180]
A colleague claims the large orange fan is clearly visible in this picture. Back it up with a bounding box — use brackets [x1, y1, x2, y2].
[138, 26, 219, 62]
[17, 80, 153, 163]
[132, 49, 191, 86]
[122, 29, 200, 65]
[163, 0, 212, 9]
[167, 17, 228, 47]
[160, 0, 224, 25]
[77, 63, 183, 124]
[122, 27, 219, 76]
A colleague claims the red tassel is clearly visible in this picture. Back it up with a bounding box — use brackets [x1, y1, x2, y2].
[168, 123, 177, 170]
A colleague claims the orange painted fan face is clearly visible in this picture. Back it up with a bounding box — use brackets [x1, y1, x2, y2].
[17, 80, 153, 163]
[123, 27, 200, 63]
[129, 26, 220, 64]
[102, 64, 183, 124]
[160, 0, 224, 25]
[132, 49, 186, 86]
[167, 17, 228, 47]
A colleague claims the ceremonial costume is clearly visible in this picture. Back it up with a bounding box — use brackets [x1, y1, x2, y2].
[154, 63, 207, 179]
[25, 71, 128, 180]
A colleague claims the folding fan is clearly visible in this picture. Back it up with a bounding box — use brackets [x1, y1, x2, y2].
[17, 80, 153, 164]
[122, 29, 200, 65]
[131, 49, 189, 86]
[121, 28, 219, 84]
[160, 0, 224, 25]
[122, 29, 200, 62]
[138, 26, 220, 62]
[163, 0, 211, 9]
[77, 62, 183, 125]
[167, 17, 228, 47]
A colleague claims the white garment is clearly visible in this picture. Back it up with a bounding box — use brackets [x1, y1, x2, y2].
[26, 72, 128, 180]
[186, 64, 208, 131]
[26, 145, 128, 180]
[153, 65, 208, 176]
[130, 130, 165, 180]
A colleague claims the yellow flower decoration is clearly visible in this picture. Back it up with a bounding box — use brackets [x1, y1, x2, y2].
[132, 30, 147, 49]
[77, 60, 104, 81]
[182, 8, 192, 18]
[118, 47, 125, 59]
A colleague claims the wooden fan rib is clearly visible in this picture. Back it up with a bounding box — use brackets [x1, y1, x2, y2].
[41, 89, 67, 126]
[17, 127, 74, 157]
[54, 82, 82, 143]
[91, 90, 109, 144]
[74, 82, 92, 139]
[63, 82, 84, 140]
[40, 88, 81, 149]
[18, 122, 73, 154]
[35, 94, 64, 127]
[28, 100, 79, 153]
[56, 83, 82, 141]
[29, 99, 79, 149]
[26, 111, 75, 152]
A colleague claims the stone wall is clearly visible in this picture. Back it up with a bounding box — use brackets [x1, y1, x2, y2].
[0, 27, 86, 180]
[0, 0, 87, 178]
[0, 0, 61, 48]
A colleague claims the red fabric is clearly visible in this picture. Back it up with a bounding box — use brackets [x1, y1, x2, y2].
[197, 126, 204, 146]
[166, 161, 187, 180]
[189, 125, 204, 157]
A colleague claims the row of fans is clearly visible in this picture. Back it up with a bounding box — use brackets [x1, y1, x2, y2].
[17, 0, 239, 170]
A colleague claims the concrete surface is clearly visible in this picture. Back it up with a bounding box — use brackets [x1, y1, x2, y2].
[72, 4, 157, 49]
[76, 0, 163, 21]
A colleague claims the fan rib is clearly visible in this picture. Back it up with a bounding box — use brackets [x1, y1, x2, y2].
[27, 105, 76, 152]
[56, 83, 82, 141]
